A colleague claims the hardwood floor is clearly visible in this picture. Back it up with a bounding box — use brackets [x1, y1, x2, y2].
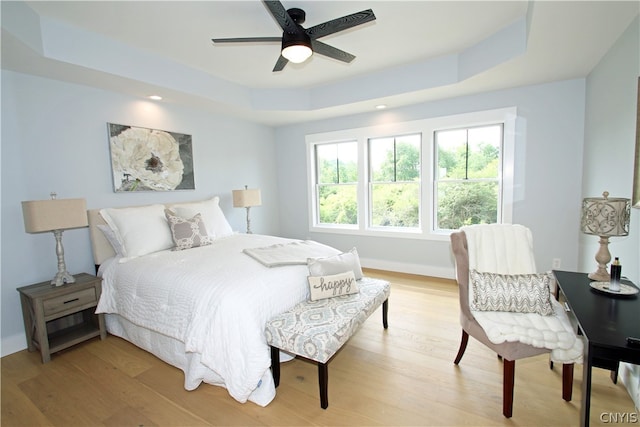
[2, 269, 637, 426]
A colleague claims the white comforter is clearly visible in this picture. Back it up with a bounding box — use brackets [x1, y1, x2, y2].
[96, 233, 340, 405]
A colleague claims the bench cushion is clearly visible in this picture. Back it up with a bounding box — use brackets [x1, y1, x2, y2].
[265, 277, 390, 364]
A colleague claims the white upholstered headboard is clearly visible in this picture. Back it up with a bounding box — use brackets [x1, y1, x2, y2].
[88, 208, 114, 266]
[88, 197, 228, 266]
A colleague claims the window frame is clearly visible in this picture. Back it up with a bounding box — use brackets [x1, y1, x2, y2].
[313, 140, 359, 228]
[306, 107, 516, 240]
[433, 123, 504, 233]
[368, 133, 422, 231]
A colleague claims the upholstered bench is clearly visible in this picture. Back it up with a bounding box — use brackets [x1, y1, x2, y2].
[265, 277, 390, 409]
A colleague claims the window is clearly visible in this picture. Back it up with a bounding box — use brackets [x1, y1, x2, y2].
[434, 125, 502, 231]
[306, 108, 515, 239]
[314, 141, 358, 225]
[369, 134, 421, 228]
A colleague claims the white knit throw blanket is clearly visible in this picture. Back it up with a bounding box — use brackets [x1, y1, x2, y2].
[243, 240, 339, 267]
[462, 224, 583, 364]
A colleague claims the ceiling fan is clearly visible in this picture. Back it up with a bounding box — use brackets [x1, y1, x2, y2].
[211, 0, 376, 72]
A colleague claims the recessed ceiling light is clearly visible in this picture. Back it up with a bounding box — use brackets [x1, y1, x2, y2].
[375, 104, 387, 110]
[148, 95, 163, 101]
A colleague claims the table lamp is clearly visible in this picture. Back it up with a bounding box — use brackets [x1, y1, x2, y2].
[22, 194, 88, 286]
[580, 191, 630, 281]
[232, 185, 261, 234]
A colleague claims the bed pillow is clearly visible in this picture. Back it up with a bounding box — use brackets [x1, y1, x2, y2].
[308, 271, 359, 301]
[469, 269, 554, 316]
[164, 209, 213, 251]
[307, 247, 363, 280]
[171, 197, 233, 239]
[97, 224, 124, 257]
[100, 204, 173, 258]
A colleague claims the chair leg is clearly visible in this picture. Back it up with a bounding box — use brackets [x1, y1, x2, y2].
[562, 363, 573, 401]
[503, 359, 515, 418]
[454, 330, 469, 365]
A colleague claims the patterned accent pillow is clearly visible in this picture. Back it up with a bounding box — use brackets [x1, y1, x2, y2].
[308, 271, 359, 301]
[164, 209, 213, 251]
[469, 270, 554, 316]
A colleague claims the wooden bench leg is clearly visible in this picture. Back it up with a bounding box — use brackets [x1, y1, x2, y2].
[270, 346, 280, 388]
[382, 299, 389, 329]
[318, 362, 328, 409]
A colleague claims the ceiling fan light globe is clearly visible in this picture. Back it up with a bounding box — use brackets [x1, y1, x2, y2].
[282, 45, 312, 63]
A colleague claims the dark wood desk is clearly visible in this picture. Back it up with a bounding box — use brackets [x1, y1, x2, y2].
[553, 270, 640, 427]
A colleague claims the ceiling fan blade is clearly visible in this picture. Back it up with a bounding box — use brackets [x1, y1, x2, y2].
[273, 55, 289, 72]
[263, 0, 298, 34]
[212, 37, 281, 44]
[310, 39, 355, 63]
[306, 9, 376, 39]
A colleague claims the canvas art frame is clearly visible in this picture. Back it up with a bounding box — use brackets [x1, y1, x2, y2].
[633, 77, 640, 208]
[107, 123, 195, 192]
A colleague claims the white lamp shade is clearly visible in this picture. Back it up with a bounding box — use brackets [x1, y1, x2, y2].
[232, 188, 262, 208]
[22, 198, 88, 233]
[580, 193, 630, 237]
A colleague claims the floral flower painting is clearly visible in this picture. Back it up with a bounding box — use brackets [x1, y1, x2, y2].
[108, 123, 194, 192]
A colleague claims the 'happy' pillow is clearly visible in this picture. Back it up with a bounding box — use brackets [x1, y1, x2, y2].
[308, 271, 359, 301]
[469, 269, 554, 316]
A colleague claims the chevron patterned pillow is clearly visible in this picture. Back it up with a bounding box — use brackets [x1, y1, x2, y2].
[469, 270, 554, 316]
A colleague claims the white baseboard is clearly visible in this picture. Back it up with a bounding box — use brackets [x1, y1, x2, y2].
[620, 363, 640, 410]
[2, 333, 27, 357]
[360, 257, 456, 280]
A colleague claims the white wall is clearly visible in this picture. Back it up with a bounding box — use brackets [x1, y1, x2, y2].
[581, 16, 640, 285]
[1, 71, 279, 356]
[274, 79, 587, 278]
[581, 16, 640, 409]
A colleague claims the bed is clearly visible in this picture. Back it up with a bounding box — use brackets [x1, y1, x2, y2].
[88, 197, 349, 406]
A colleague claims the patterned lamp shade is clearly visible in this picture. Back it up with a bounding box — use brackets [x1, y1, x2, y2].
[581, 191, 630, 237]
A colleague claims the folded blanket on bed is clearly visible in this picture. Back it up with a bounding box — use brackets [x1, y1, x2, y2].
[243, 240, 340, 267]
[462, 224, 583, 364]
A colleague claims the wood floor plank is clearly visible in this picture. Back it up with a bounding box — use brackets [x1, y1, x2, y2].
[2, 269, 637, 426]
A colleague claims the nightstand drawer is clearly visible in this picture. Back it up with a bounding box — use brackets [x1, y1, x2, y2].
[43, 288, 97, 316]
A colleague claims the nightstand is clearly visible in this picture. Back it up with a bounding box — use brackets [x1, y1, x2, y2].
[17, 273, 106, 363]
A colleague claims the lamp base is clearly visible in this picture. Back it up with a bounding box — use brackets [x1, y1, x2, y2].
[588, 269, 610, 282]
[51, 229, 75, 287]
[588, 235, 611, 283]
[52, 270, 75, 287]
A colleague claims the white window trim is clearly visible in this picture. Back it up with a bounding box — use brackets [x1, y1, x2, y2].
[306, 107, 516, 240]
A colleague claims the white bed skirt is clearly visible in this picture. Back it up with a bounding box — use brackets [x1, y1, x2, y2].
[105, 313, 278, 406]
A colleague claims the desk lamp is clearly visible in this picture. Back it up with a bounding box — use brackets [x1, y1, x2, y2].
[580, 191, 630, 281]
